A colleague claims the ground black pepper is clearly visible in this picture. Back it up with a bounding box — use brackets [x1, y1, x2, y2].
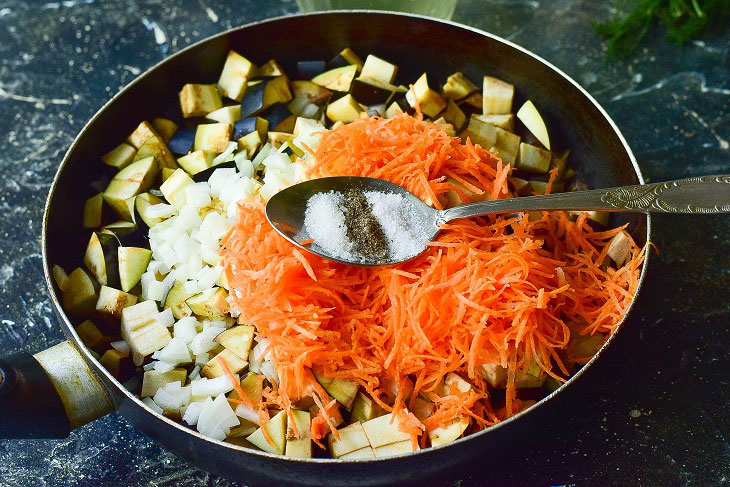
[342, 189, 389, 260]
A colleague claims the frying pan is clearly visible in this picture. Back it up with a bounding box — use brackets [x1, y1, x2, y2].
[0, 11, 650, 486]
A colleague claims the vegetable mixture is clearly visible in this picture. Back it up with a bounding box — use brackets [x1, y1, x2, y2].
[54, 47, 645, 459]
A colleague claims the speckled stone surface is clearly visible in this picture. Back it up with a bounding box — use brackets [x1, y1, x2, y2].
[0, 1, 728, 485]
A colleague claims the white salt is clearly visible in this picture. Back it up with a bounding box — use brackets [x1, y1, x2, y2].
[303, 189, 432, 263]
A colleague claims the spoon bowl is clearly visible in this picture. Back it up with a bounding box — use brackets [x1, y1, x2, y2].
[267, 174, 730, 267]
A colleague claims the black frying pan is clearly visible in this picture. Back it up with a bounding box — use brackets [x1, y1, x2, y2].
[0, 11, 650, 486]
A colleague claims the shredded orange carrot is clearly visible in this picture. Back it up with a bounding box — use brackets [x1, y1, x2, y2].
[220, 113, 645, 444]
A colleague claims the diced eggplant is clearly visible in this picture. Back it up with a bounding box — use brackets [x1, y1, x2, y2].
[514, 360, 547, 388]
[568, 210, 610, 227]
[516, 100, 551, 150]
[442, 99, 466, 131]
[83, 192, 104, 229]
[102, 142, 136, 169]
[75, 319, 106, 348]
[461, 116, 497, 148]
[262, 104, 293, 132]
[52, 265, 69, 292]
[84, 231, 120, 288]
[99, 348, 133, 380]
[192, 161, 237, 184]
[227, 372, 263, 404]
[164, 281, 194, 319]
[100, 221, 139, 239]
[247, 410, 287, 454]
[516, 142, 551, 174]
[118, 247, 152, 292]
[267, 131, 294, 149]
[437, 372, 472, 396]
[121, 300, 171, 364]
[606, 230, 634, 266]
[214, 324, 255, 361]
[428, 417, 470, 447]
[473, 113, 515, 131]
[160, 168, 194, 210]
[385, 99, 408, 118]
[193, 123, 232, 153]
[460, 91, 482, 111]
[410, 396, 435, 422]
[240, 81, 266, 118]
[328, 422, 371, 459]
[528, 180, 564, 195]
[444, 177, 486, 207]
[258, 59, 286, 78]
[431, 117, 456, 136]
[278, 140, 304, 159]
[482, 76, 514, 114]
[443, 72, 478, 100]
[406, 73, 446, 118]
[134, 135, 178, 169]
[161, 168, 175, 183]
[218, 50, 257, 101]
[481, 363, 507, 388]
[361, 413, 412, 449]
[95, 285, 138, 321]
[167, 126, 196, 156]
[240, 76, 292, 118]
[340, 446, 376, 459]
[179, 84, 223, 118]
[490, 127, 521, 165]
[508, 176, 532, 196]
[350, 77, 397, 105]
[274, 114, 297, 133]
[103, 156, 159, 220]
[285, 410, 312, 458]
[350, 392, 386, 424]
[326, 47, 364, 71]
[141, 368, 187, 398]
[289, 80, 332, 105]
[206, 105, 242, 124]
[314, 372, 359, 410]
[326, 94, 363, 123]
[360, 54, 398, 84]
[567, 331, 605, 360]
[201, 349, 248, 378]
[312, 65, 357, 92]
[296, 60, 326, 80]
[62, 267, 99, 320]
[127, 121, 158, 149]
[150, 118, 178, 143]
[177, 150, 217, 176]
[233, 117, 269, 141]
[549, 148, 569, 181]
[186, 287, 228, 319]
[237, 131, 262, 158]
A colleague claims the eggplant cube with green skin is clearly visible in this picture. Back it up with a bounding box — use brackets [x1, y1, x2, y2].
[285, 409, 312, 458]
[247, 410, 287, 455]
[121, 300, 171, 364]
[360, 55, 398, 84]
[328, 422, 371, 459]
[193, 123, 233, 154]
[95, 285, 138, 321]
[406, 73, 446, 118]
[201, 348, 248, 378]
[179, 84, 223, 118]
[127, 121, 159, 149]
[84, 232, 120, 288]
[428, 416, 470, 447]
[103, 156, 159, 221]
[312, 64, 358, 92]
[516, 142, 552, 174]
[606, 230, 634, 267]
[361, 413, 412, 449]
[118, 246, 152, 292]
[176, 150, 216, 176]
[160, 169, 194, 210]
[314, 372, 359, 410]
[218, 50, 257, 101]
[83, 193, 104, 229]
[443, 72, 479, 100]
[214, 325, 254, 361]
[150, 117, 178, 143]
[102, 142, 137, 169]
[141, 368, 187, 398]
[186, 287, 229, 319]
[326, 94, 363, 123]
[482, 76, 514, 114]
[516, 100, 551, 150]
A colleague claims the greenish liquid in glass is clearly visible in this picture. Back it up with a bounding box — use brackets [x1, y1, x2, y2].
[296, 0, 458, 19]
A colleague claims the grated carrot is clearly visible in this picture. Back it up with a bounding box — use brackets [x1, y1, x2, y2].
[220, 112, 645, 444]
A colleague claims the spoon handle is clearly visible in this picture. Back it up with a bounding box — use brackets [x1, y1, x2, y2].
[439, 174, 730, 223]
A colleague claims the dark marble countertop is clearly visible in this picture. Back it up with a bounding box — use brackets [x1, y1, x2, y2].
[0, 1, 728, 485]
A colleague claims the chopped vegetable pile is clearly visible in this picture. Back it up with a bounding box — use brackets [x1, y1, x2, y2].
[54, 45, 646, 459]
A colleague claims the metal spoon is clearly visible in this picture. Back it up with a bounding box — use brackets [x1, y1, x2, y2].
[266, 175, 730, 266]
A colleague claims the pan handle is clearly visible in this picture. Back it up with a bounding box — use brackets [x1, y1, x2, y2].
[0, 341, 115, 438]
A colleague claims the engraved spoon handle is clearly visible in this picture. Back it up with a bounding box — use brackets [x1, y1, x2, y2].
[439, 175, 730, 223]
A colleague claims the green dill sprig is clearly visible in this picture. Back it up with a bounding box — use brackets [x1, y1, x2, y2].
[595, 0, 730, 59]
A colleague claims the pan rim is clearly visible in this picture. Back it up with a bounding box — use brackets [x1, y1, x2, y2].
[41, 9, 651, 465]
